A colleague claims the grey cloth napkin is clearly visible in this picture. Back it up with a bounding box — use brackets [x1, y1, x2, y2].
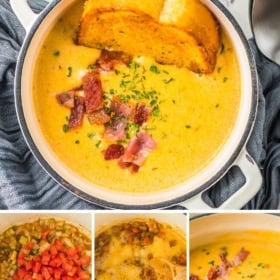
[0, 0, 279, 209]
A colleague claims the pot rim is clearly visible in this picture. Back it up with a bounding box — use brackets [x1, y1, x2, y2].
[14, 0, 258, 209]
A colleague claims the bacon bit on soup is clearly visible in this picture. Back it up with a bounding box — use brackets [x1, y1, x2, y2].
[68, 96, 85, 128]
[110, 97, 133, 118]
[119, 132, 156, 169]
[104, 144, 125, 160]
[133, 102, 151, 126]
[87, 109, 110, 125]
[55, 50, 157, 172]
[206, 248, 250, 280]
[96, 50, 132, 72]
[104, 118, 127, 141]
[233, 248, 250, 266]
[82, 70, 103, 113]
[56, 90, 75, 108]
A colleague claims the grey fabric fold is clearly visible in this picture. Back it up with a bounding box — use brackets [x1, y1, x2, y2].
[0, 0, 279, 209]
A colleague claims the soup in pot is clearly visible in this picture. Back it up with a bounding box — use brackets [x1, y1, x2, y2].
[33, 0, 241, 192]
[190, 230, 280, 280]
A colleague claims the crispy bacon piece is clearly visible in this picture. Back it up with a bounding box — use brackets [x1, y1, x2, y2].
[220, 253, 232, 270]
[190, 275, 200, 280]
[82, 70, 103, 113]
[96, 50, 132, 71]
[110, 97, 133, 118]
[56, 90, 75, 108]
[233, 249, 250, 266]
[87, 109, 110, 125]
[68, 96, 85, 128]
[206, 249, 250, 280]
[133, 103, 151, 126]
[104, 98, 133, 141]
[104, 119, 126, 141]
[104, 144, 125, 160]
[119, 132, 156, 171]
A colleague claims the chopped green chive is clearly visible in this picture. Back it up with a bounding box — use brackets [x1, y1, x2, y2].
[150, 100, 157, 106]
[220, 42, 225, 54]
[62, 124, 69, 133]
[163, 78, 174, 84]
[208, 260, 215, 266]
[75, 140, 80, 144]
[95, 140, 102, 148]
[87, 64, 96, 70]
[217, 67, 222, 73]
[185, 125, 191, 129]
[152, 105, 160, 116]
[150, 65, 160, 74]
[67, 66, 72, 77]
[87, 132, 95, 139]
[53, 50, 60, 56]
[223, 77, 228, 83]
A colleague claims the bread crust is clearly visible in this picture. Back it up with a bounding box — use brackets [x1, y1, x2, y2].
[77, 0, 220, 73]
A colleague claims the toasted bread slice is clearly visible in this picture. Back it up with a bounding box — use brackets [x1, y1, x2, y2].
[77, 0, 220, 73]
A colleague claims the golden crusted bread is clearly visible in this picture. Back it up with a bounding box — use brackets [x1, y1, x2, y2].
[77, 0, 220, 73]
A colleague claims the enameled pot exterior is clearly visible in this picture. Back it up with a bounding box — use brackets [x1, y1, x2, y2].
[12, 0, 262, 209]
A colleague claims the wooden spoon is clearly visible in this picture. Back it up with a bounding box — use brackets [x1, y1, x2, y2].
[150, 258, 186, 280]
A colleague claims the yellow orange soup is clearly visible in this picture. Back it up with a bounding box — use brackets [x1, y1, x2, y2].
[191, 230, 280, 279]
[33, 0, 240, 192]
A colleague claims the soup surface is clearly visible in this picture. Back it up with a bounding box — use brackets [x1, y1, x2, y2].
[0, 218, 91, 279]
[190, 230, 280, 280]
[95, 218, 186, 279]
[33, 0, 240, 192]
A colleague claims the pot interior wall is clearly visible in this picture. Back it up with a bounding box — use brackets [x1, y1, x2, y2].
[190, 214, 280, 250]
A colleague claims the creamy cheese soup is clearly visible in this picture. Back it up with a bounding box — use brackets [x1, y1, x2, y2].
[95, 218, 186, 279]
[190, 230, 280, 280]
[33, 0, 240, 192]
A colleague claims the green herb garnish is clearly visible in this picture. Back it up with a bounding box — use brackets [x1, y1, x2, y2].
[63, 124, 69, 133]
[220, 42, 225, 54]
[53, 50, 60, 56]
[87, 64, 96, 70]
[163, 78, 174, 84]
[95, 140, 102, 148]
[67, 66, 72, 77]
[150, 65, 160, 74]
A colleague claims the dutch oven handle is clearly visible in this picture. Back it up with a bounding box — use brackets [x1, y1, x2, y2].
[10, 0, 52, 31]
[179, 149, 262, 209]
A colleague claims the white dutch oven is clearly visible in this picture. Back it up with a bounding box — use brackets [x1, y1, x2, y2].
[190, 213, 280, 249]
[11, 0, 262, 209]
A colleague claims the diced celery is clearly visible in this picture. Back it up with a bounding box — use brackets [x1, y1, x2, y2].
[19, 235, 28, 245]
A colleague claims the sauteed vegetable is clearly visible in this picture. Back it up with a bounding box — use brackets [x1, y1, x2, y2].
[0, 218, 91, 280]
